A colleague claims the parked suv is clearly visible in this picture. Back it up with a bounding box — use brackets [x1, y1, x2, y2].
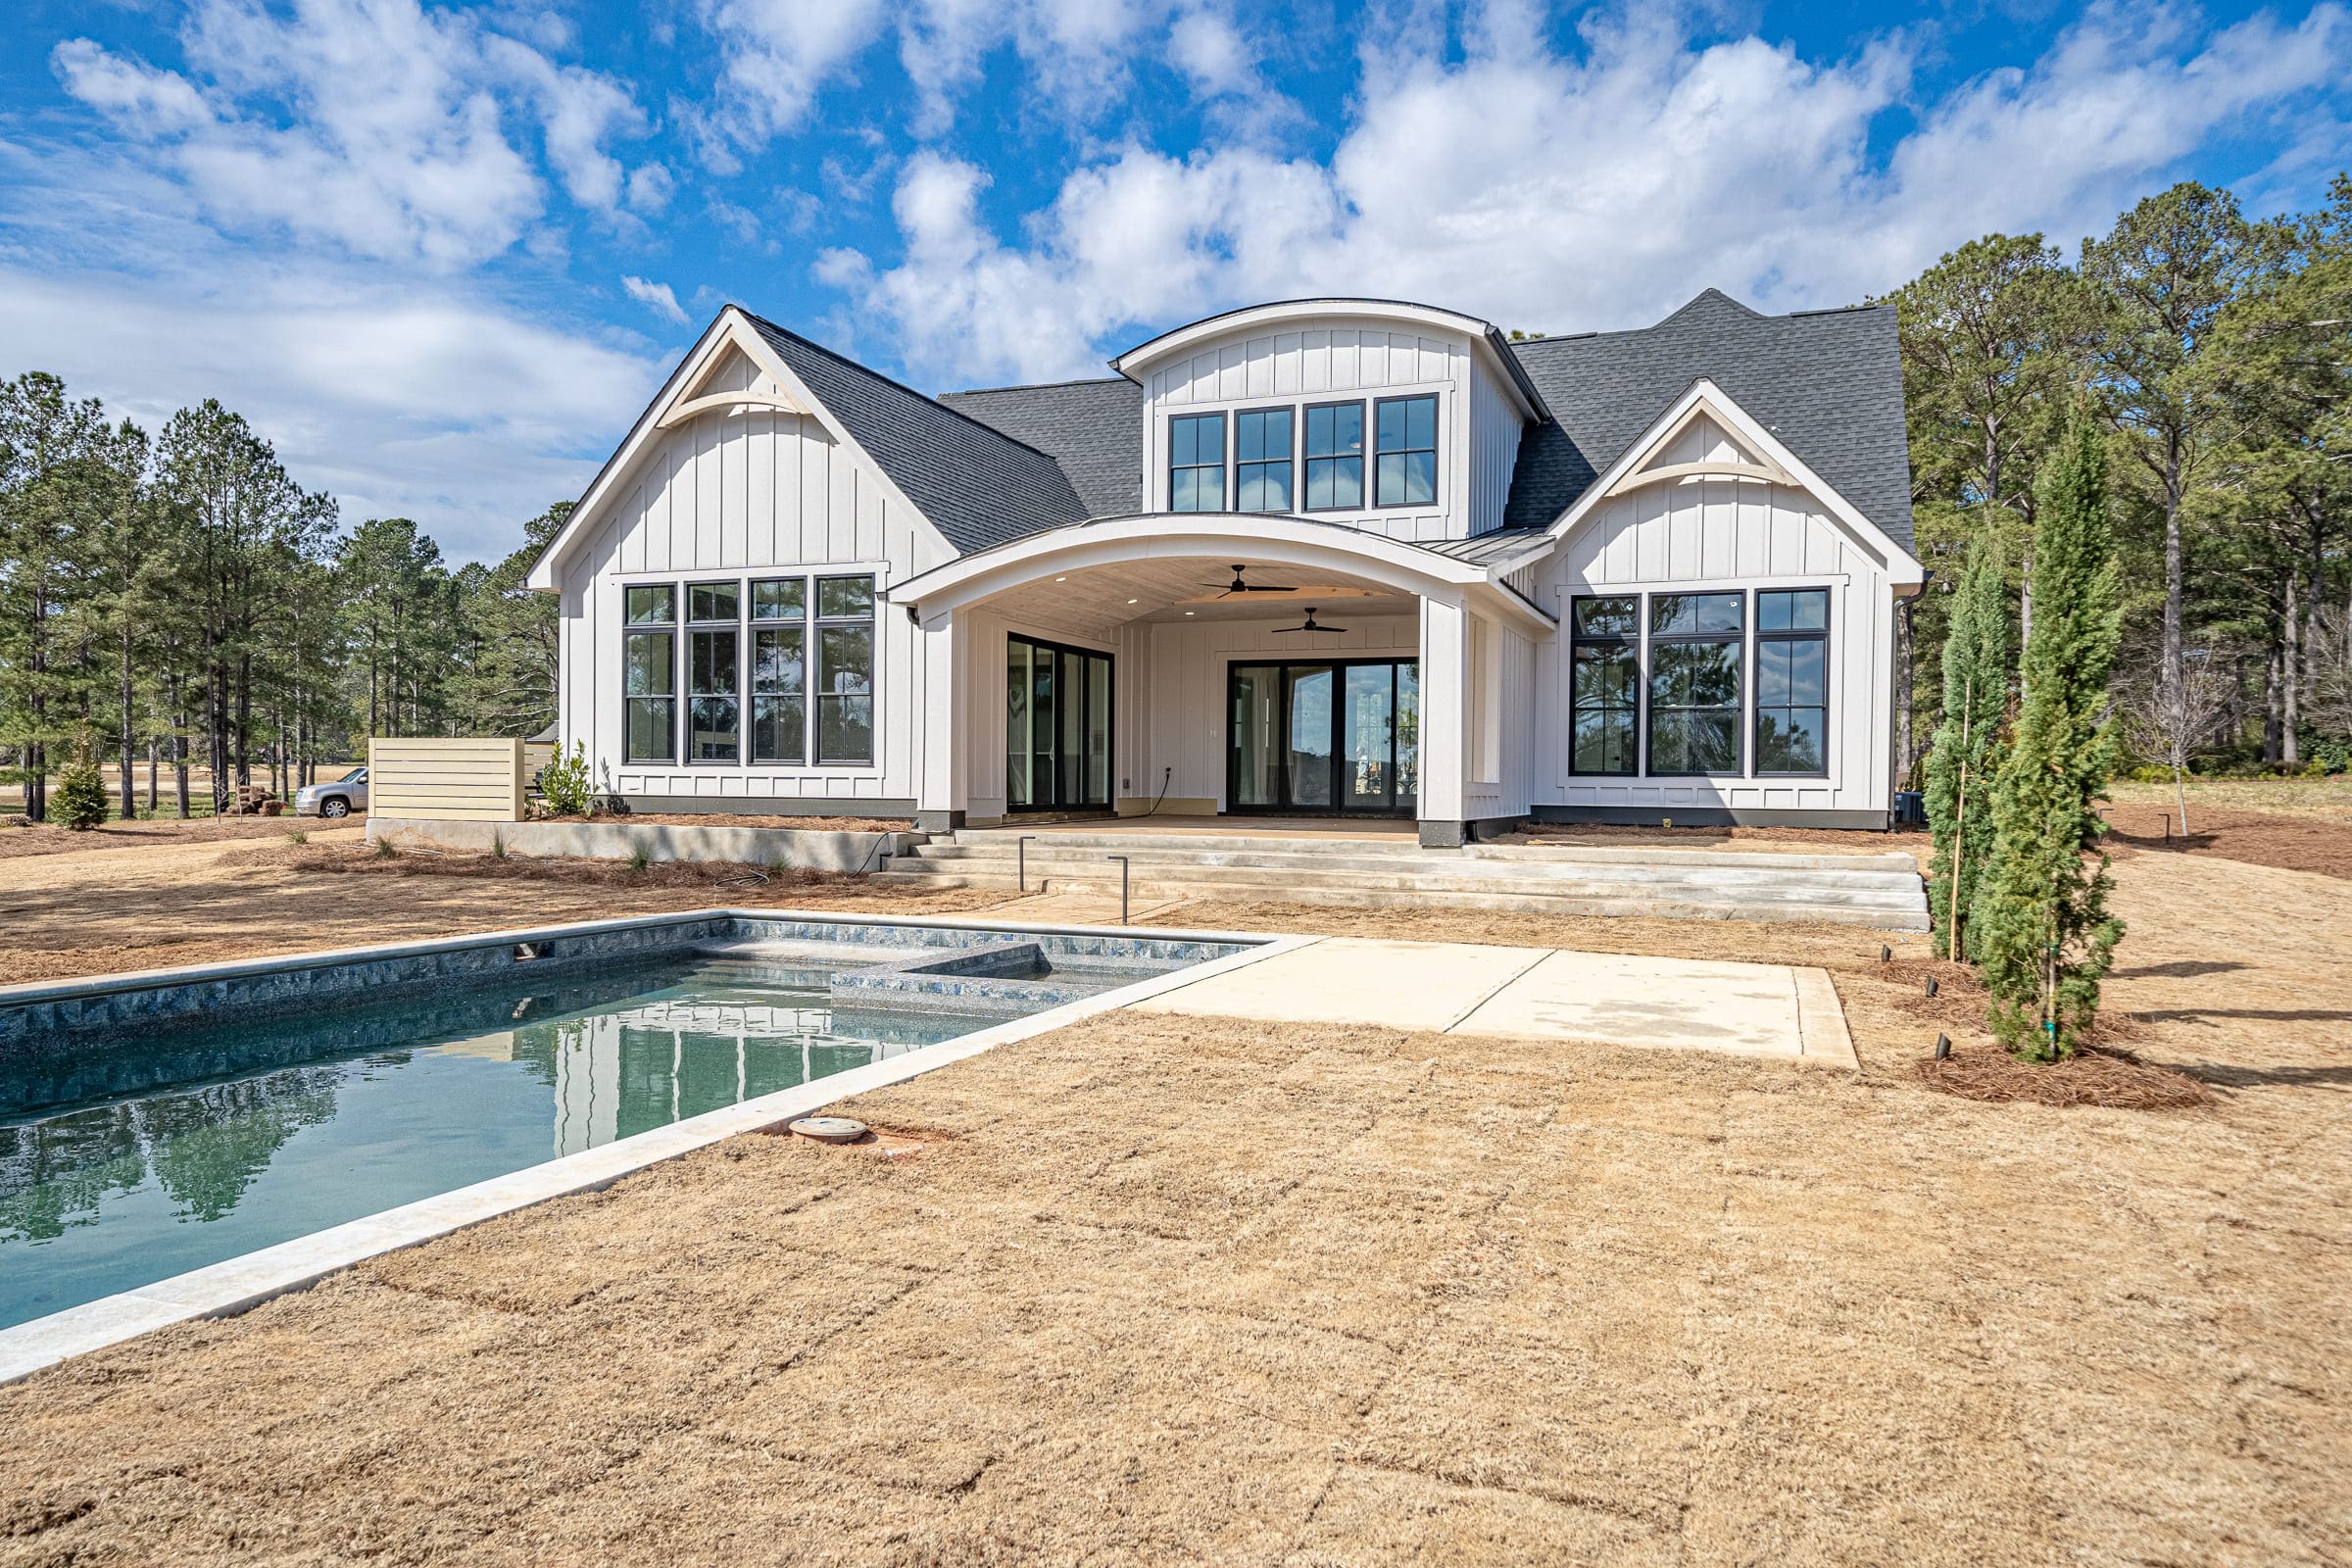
[295, 766, 368, 819]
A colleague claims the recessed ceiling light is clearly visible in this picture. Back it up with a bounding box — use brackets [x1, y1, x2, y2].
[1054, 575, 1067, 583]
[1184, 610, 1196, 616]
[1126, 598, 1139, 605]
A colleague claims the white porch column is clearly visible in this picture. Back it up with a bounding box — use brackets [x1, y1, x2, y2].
[1418, 595, 1470, 846]
[915, 609, 968, 831]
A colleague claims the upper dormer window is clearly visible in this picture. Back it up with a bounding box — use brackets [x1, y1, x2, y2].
[1374, 394, 1438, 508]
[1169, 413, 1226, 512]
[1303, 402, 1364, 511]
[1235, 408, 1294, 512]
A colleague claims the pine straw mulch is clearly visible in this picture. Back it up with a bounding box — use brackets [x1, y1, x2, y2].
[2102, 804, 2352, 881]
[1856, 954, 2206, 1109]
[1915, 1044, 2213, 1110]
[250, 841, 956, 901]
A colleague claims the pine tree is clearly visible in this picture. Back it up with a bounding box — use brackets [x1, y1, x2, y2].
[52, 729, 110, 830]
[1974, 414, 2127, 1059]
[1923, 539, 2010, 959]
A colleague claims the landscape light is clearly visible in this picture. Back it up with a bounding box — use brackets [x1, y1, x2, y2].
[1925, 976, 1939, 998]
[1934, 1034, 1951, 1059]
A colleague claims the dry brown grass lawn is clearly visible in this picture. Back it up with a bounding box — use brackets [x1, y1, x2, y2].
[0, 835, 997, 988]
[1, 838, 2347, 1563]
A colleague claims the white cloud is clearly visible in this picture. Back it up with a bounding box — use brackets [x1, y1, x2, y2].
[690, 0, 1282, 148]
[52, 0, 657, 269]
[0, 261, 666, 561]
[821, 1, 2352, 387]
[689, 0, 887, 161]
[621, 273, 690, 324]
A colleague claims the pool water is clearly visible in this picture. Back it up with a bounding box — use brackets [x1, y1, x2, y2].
[0, 954, 1002, 1330]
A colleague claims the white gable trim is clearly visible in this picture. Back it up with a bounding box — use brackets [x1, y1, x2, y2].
[1543, 378, 1924, 588]
[525, 307, 950, 591]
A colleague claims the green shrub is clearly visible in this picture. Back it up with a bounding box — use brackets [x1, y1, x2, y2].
[628, 841, 652, 873]
[540, 741, 594, 816]
[490, 830, 509, 859]
[52, 735, 110, 831]
[373, 836, 398, 858]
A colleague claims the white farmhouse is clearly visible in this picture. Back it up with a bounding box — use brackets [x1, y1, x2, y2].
[526, 291, 1923, 845]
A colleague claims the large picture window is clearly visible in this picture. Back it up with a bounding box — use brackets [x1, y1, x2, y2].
[686, 581, 741, 762]
[1374, 394, 1438, 508]
[622, 584, 675, 763]
[750, 576, 806, 765]
[1234, 408, 1294, 512]
[1569, 596, 1640, 775]
[1646, 592, 1744, 775]
[814, 575, 875, 765]
[1755, 589, 1830, 774]
[1303, 401, 1364, 510]
[1168, 413, 1225, 512]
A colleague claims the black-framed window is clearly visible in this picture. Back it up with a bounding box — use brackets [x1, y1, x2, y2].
[1234, 407, 1294, 512]
[814, 574, 875, 765]
[750, 576, 806, 765]
[1646, 592, 1744, 775]
[1303, 401, 1364, 510]
[1755, 589, 1830, 775]
[622, 584, 676, 763]
[685, 581, 741, 762]
[1569, 596, 1640, 776]
[1373, 394, 1438, 508]
[1168, 413, 1225, 512]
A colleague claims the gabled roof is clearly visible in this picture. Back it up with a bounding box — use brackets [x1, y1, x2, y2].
[740, 312, 1090, 555]
[937, 377, 1145, 519]
[1497, 290, 1914, 552]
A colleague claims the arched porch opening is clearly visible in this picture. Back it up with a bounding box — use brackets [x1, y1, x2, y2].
[892, 516, 1551, 844]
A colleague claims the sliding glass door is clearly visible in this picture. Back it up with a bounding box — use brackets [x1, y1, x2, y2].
[1228, 659, 1417, 816]
[1007, 635, 1112, 812]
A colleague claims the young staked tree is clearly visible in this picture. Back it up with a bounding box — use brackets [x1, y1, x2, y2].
[1974, 415, 2127, 1059]
[1922, 540, 2010, 960]
[1884, 234, 2079, 774]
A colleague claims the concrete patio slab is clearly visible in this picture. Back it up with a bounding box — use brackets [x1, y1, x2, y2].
[1132, 936, 1858, 1066]
[1131, 938, 1552, 1033]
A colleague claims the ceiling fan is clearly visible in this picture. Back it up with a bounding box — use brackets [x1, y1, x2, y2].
[1205, 564, 1298, 598]
[1271, 607, 1348, 635]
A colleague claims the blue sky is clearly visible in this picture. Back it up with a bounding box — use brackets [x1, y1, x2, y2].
[4, 0, 2348, 563]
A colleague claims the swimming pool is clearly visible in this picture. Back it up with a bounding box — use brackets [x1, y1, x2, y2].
[0, 914, 1247, 1334]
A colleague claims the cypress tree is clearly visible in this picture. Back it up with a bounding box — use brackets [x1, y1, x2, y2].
[1923, 540, 2010, 960]
[1973, 414, 2126, 1059]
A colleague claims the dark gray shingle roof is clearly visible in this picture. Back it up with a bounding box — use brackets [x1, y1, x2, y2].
[937, 378, 1145, 519]
[1498, 290, 1914, 552]
[743, 313, 1089, 554]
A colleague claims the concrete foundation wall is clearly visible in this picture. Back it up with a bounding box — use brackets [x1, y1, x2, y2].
[367, 816, 921, 872]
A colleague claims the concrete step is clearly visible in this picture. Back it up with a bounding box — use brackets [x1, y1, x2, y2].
[869, 868, 1929, 929]
[951, 827, 1917, 874]
[900, 858, 1921, 909]
[904, 844, 1923, 899]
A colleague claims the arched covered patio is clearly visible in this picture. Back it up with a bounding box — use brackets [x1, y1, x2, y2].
[890, 515, 1555, 846]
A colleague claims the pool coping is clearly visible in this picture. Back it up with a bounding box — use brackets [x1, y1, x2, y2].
[0, 910, 1316, 1387]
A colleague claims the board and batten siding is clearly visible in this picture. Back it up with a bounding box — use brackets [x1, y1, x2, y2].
[1532, 475, 1895, 816]
[1141, 318, 1485, 545]
[557, 354, 957, 809]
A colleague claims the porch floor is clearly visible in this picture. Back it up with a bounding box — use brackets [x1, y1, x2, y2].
[973, 815, 1418, 842]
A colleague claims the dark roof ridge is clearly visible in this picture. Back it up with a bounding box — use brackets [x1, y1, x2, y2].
[947, 374, 1135, 396]
[731, 305, 1068, 467]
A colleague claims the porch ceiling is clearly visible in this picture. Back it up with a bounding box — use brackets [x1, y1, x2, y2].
[976, 556, 1419, 639]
